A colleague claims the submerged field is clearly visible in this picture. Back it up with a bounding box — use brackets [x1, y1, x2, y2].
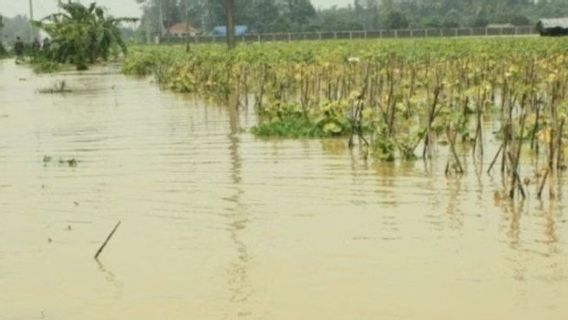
[124, 38, 568, 200]
[2, 38, 568, 319]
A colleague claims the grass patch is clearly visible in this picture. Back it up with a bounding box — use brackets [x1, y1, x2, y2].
[32, 59, 62, 73]
[251, 118, 329, 138]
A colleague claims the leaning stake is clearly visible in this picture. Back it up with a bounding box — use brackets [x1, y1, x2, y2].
[94, 221, 121, 260]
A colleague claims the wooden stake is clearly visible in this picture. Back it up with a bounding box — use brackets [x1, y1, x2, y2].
[487, 143, 503, 175]
[94, 221, 121, 260]
[537, 169, 549, 200]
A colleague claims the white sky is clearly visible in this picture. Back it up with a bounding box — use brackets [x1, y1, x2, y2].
[1, 0, 352, 19]
[0, 0, 142, 19]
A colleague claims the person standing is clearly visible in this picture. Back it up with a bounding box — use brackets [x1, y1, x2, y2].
[32, 38, 41, 52]
[14, 37, 24, 62]
[42, 38, 51, 51]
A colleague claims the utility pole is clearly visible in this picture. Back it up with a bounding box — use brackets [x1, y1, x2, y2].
[157, 0, 165, 42]
[224, 0, 235, 49]
[201, 0, 206, 32]
[29, 0, 35, 41]
[0, 15, 4, 47]
[185, 0, 191, 52]
[145, 15, 151, 44]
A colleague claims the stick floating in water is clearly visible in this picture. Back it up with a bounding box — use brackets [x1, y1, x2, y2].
[94, 221, 121, 260]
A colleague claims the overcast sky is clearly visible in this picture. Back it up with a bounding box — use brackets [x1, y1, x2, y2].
[0, 0, 352, 19]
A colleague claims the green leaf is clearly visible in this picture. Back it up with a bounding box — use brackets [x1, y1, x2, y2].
[323, 122, 343, 134]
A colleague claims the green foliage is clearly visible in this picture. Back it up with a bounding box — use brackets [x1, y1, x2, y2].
[33, 2, 137, 70]
[253, 103, 321, 138]
[251, 118, 324, 138]
[510, 15, 531, 26]
[32, 58, 62, 73]
[372, 135, 396, 162]
[384, 11, 409, 29]
[0, 42, 8, 58]
[250, 0, 281, 32]
[286, 0, 317, 27]
[122, 48, 159, 75]
[312, 101, 352, 136]
[252, 101, 351, 138]
[125, 37, 568, 160]
[309, 7, 364, 32]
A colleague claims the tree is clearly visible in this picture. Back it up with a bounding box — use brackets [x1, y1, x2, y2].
[365, 0, 379, 30]
[311, 7, 363, 32]
[510, 14, 531, 26]
[208, 0, 227, 28]
[421, 16, 442, 28]
[470, 16, 489, 27]
[250, 0, 281, 33]
[384, 11, 409, 29]
[34, 2, 137, 69]
[137, 0, 183, 39]
[131, 0, 568, 35]
[286, 0, 316, 29]
[442, 9, 460, 28]
[0, 15, 7, 57]
[354, 0, 364, 19]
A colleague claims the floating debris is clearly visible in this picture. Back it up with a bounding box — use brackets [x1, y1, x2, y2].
[38, 80, 72, 94]
[58, 158, 78, 167]
[43, 156, 80, 167]
[67, 159, 78, 167]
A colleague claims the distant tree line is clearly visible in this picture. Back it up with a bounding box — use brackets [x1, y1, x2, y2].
[134, 0, 568, 38]
[0, 15, 5, 56]
[0, 15, 33, 45]
[3, 0, 568, 48]
[136, 0, 317, 36]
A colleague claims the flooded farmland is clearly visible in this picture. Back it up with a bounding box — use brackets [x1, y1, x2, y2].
[1, 59, 567, 320]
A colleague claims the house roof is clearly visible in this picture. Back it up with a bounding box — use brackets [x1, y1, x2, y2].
[169, 22, 199, 34]
[211, 25, 248, 36]
[537, 17, 568, 29]
[487, 23, 514, 28]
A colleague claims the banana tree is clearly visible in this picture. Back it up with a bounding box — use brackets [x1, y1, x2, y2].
[33, 2, 137, 70]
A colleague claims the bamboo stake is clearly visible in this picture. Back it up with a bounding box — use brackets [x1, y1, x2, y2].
[94, 221, 121, 260]
[447, 127, 464, 175]
[487, 143, 503, 175]
[537, 169, 549, 200]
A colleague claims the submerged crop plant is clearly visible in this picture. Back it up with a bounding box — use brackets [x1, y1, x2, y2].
[124, 38, 568, 199]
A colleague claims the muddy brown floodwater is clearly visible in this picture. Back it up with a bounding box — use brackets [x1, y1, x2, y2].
[0, 60, 567, 320]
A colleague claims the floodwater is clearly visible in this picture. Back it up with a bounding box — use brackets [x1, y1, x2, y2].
[0, 59, 567, 320]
